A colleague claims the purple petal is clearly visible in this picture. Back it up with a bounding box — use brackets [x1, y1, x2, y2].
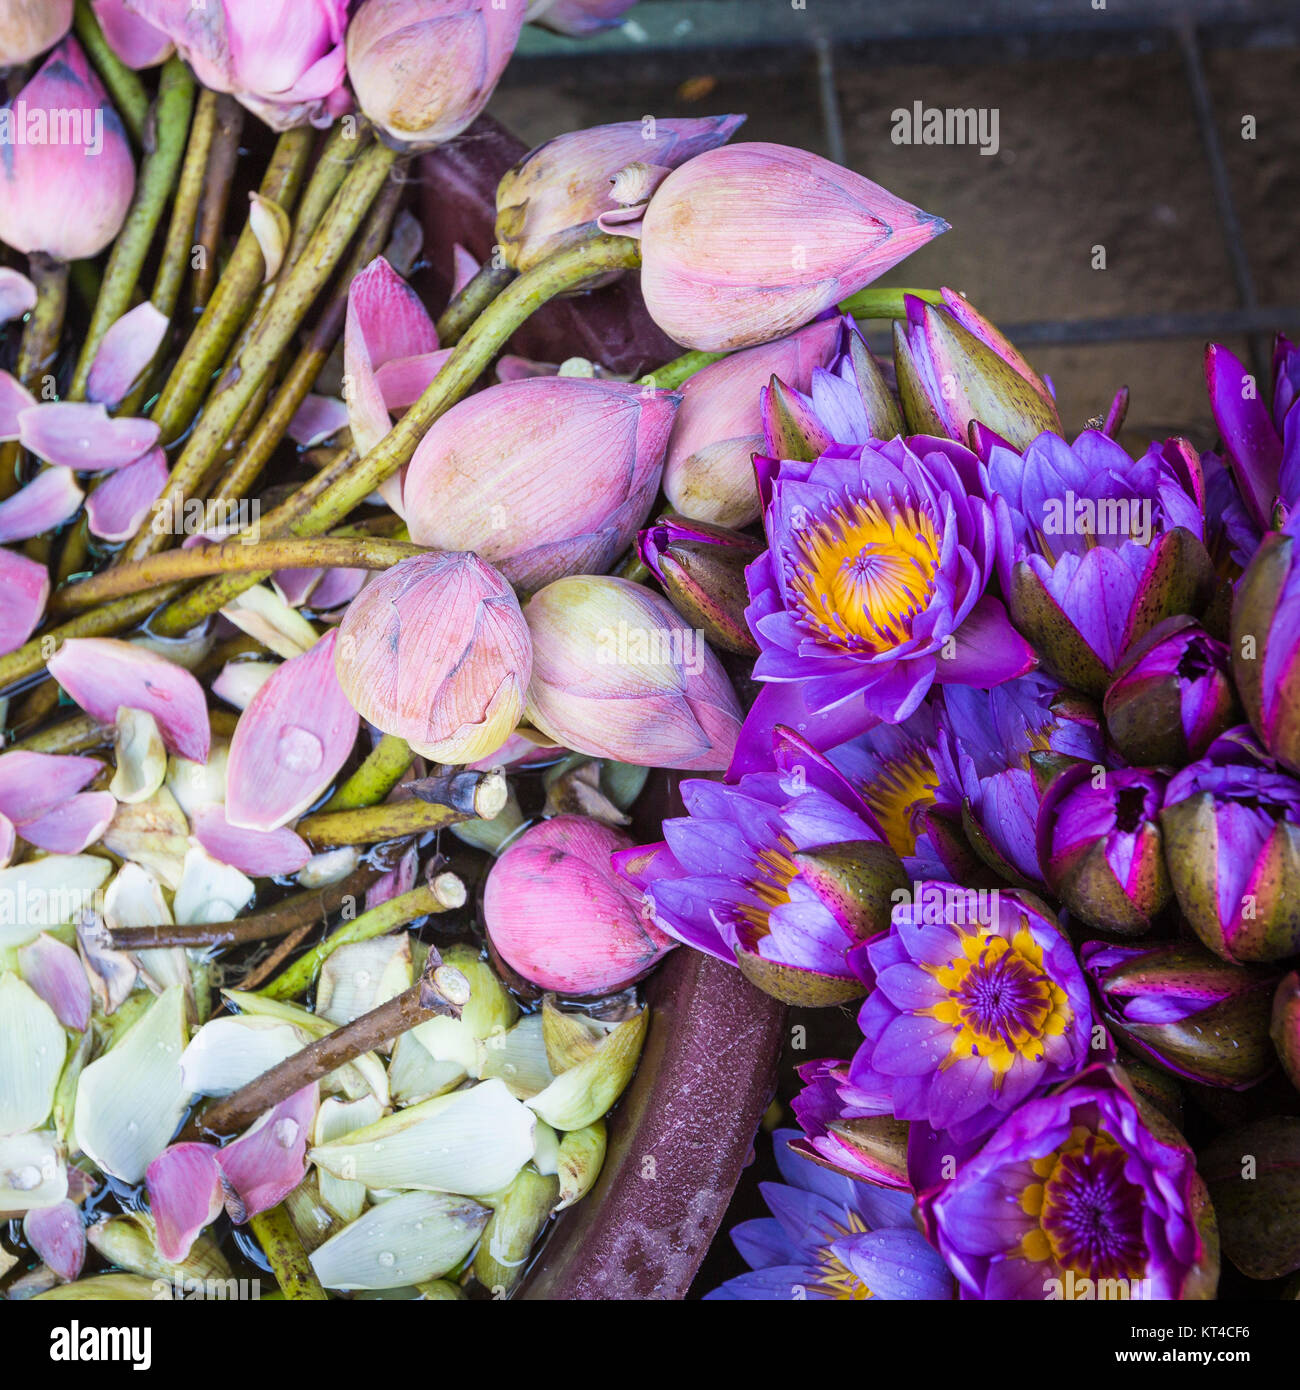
[288, 393, 348, 448]
[86, 302, 169, 408]
[18, 403, 160, 471]
[941, 595, 1038, 686]
[0, 468, 84, 543]
[84, 447, 168, 542]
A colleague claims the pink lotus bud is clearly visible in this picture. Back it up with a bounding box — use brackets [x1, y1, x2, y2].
[91, 0, 172, 68]
[48, 637, 210, 761]
[523, 574, 742, 770]
[662, 316, 842, 526]
[18, 933, 92, 1032]
[127, 0, 350, 130]
[0, 0, 72, 66]
[638, 142, 947, 351]
[0, 268, 37, 324]
[0, 547, 48, 654]
[146, 1143, 225, 1264]
[495, 114, 744, 273]
[335, 552, 532, 765]
[404, 378, 680, 589]
[526, 0, 637, 37]
[346, 0, 527, 149]
[484, 814, 674, 993]
[214, 1084, 318, 1223]
[22, 1200, 85, 1284]
[226, 630, 360, 831]
[0, 38, 135, 261]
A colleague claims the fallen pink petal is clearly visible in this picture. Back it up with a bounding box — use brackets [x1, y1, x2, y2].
[85, 302, 170, 408]
[83, 447, 170, 542]
[17, 402, 160, 471]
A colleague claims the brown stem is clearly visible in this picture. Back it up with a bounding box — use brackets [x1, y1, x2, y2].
[17, 254, 69, 386]
[192, 96, 245, 310]
[409, 768, 508, 820]
[107, 864, 378, 950]
[8, 712, 107, 755]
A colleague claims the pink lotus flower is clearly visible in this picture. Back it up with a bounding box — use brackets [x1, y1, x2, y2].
[404, 378, 679, 589]
[0, 0, 73, 66]
[662, 316, 843, 527]
[127, 0, 350, 130]
[226, 630, 359, 831]
[335, 552, 533, 765]
[484, 814, 675, 993]
[495, 114, 744, 273]
[523, 574, 743, 770]
[92, 0, 172, 68]
[0, 38, 135, 261]
[48, 637, 210, 761]
[636, 142, 947, 351]
[346, 0, 527, 148]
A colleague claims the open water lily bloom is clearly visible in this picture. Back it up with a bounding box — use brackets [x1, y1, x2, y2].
[706, 1128, 952, 1300]
[849, 881, 1095, 1143]
[743, 435, 1034, 750]
[920, 1066, 1216, 1300]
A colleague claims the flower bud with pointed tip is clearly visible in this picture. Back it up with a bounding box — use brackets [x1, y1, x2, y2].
[495, 115, 744, 274]
[484, 814, 675, 994]
[347, 0, 526, 149]
[523, 575, 742, 771]
[660, 317, 841, 527]
[1037, 763, 1171, 935]
[1082, 939, 1278, 1089]
[404, 378, 679, 590]
[0, 0, 72, 65]
[638, 515, 761, 656]
[0, 38, 134, 262]
[638, 142, 948, 351]
[336, 552, 532, 766]
[1273, 971, 1300, 1094]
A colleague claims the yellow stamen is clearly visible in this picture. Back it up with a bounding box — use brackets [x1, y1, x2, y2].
[862, 745, 939, 856]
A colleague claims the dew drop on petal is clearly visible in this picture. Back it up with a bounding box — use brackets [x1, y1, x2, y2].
[377, 1251, 395, 1268]
[272, 1118, 299, 1148]
[276, 725, 323, 774]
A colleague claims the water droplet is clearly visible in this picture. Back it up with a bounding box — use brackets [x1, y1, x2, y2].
[273, 1118, 299, 1148]
[127, 1120, 139, 1135]
[276, 725, 323, 774]
[9, 1165, 41, 1191]
[377, 1251, 395, 1268]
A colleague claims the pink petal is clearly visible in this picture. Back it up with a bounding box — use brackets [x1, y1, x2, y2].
[344, 256, 439, 456]
[451, 242, 479, 297]
[366, 843, 418, 911]
[215, 1084, 318, 1223]
[0, 370, 37, 440]
[92, 0, 175, 68]
[495, 355, 559, 384]
[287, 393, 348, 447]
[0, 750, 102, 825]
[0, 268, 37, 325]
[84, 447, 168, 542]
[374, 349, 454, 412]
[146, 1143, 225, 1264]
[48, 637, 210, 762]
[225, 629, 359, 831]
[0, 812, 13, 867]
[271, 567, 323, 607]
[305, 565, 366, 610]
[18, 402, 160, 471]
[0, 467, 84, 543]
[86, 302, 170, 408]
[18, 933, 92, 1032]
[0, 548, 48, 655]
[19, 791, 117, 854]
[22, 1201, 85, 1283]
[191, 804, 311, 877]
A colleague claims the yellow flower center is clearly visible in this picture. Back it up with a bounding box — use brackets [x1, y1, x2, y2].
[862, 745, 940, 856]
[788, 496, 941, 653]
[734, 838, 801, 944]
[810, 1210, 875, 1300]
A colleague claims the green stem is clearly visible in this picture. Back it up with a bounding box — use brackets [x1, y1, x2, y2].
[249, 1206, 328, 1301]
[67, 58, 195, 402]
[125, 141, 400, 564]
[296, 799, 470, 847]
[0, 590, 167, 693]
[17, 254, 69, 387]
[838, 285, 944, 318]
[150, 232, 642, 637]
[8, 713, 107, 755]
[56, 537, 423, 610]
[73, 0, 149, 146]
[257, 881, 463, 1003]
[322, 734, 413, 812]
[435, 261, 516, 345]
[145, 126, 315, 449]
[638, 348, 726, 391]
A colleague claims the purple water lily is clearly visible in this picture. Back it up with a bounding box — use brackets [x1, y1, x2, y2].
[919, 1066, 1213, 1300]
[848, 881, 1095, 1144]
[616, 728, 894, 1003]
[986, 429, 1211, 695]
[743, 433, 1034, 757]
[705, 1128, 952, 1300]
